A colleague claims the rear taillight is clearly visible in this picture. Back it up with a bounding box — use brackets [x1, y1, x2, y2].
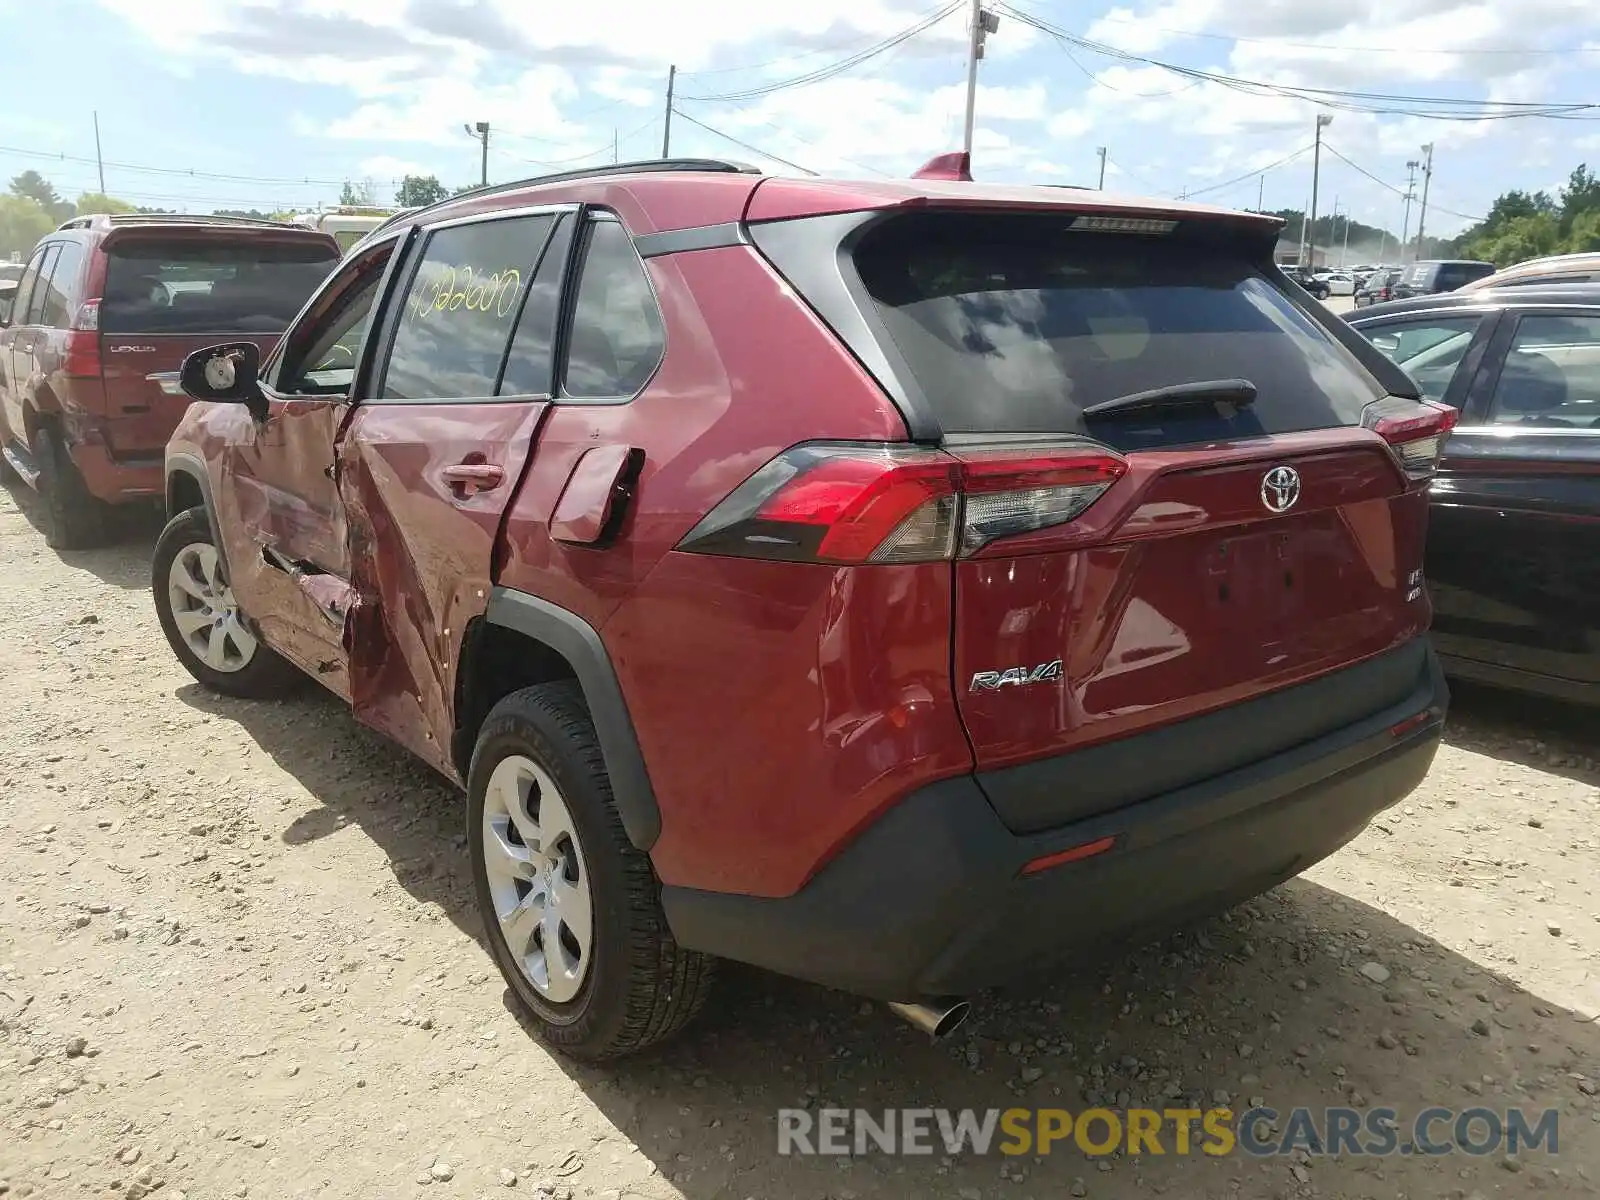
[677, 441, 1126, 564]
[1363, 396, 1459, 481]
[63, 300, 101, 377]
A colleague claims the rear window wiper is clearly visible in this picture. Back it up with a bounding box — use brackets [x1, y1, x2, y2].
[1082, 379, 1257, 420]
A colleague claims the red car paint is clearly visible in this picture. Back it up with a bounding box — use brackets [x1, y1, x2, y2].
[0, 216, 338, 511]
[162, 162, 1447, 921]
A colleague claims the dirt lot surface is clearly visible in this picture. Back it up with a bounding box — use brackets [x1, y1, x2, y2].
[1, 481, 1597, 1200]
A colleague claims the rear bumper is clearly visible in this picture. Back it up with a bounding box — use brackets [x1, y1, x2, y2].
[662, 640, 1447, 1000]
[68, 442, 162, 503]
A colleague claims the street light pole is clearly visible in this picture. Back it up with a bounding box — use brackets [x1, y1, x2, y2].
[1401, 159, 1419, 264]
[1414, 143, 1435, 260]
[1307, 113, 1333, 270]
[464, 122, 490, 187]
[962, 0, 998, 158]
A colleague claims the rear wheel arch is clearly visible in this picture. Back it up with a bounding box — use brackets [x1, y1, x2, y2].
[456, 588, 662, 852]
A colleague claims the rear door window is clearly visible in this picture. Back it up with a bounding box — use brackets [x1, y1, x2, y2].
[852, 213, 1382, 450]
[1489, 315, 1600, 429]
[100, 238, 340, 334]
[1358, 316, 1483, 404]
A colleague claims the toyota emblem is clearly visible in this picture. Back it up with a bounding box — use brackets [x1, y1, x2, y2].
[1260, 465, 1301, 514]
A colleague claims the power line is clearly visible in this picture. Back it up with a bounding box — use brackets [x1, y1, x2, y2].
[0, 142, 358, 186]
[678, 2, 963, 103]
[1178, 144, 1314, 200]
[497, 116, 659, 168]
[678, 7, 961, 77]
[1002, 5, 1600, 121]
[669, 109, 819, 175]
[1101, 155, 1163, 193]
[1085, 14, 1600, 57]
[677, 104, 894, 177]
[1320, 143, 1486, 223]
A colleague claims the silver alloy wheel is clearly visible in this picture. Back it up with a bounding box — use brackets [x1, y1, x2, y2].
[481, 754, 594, 1004]
[166, 541, 258, 674]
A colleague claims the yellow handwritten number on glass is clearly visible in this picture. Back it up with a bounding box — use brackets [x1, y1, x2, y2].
[408, 265, 523, 322]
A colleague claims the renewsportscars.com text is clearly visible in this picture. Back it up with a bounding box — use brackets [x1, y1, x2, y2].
[776, 1106, 1560, 1158]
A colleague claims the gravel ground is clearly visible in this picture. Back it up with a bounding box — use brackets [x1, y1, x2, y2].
[1, 480, 1596, 1200]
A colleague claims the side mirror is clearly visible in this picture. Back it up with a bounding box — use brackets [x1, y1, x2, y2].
[179, 342, 265, 419]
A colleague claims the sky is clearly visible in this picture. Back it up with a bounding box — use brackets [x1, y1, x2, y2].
[1, 0, 1598, 246]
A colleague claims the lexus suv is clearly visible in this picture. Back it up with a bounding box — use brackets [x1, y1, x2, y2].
[0, 214, 339, 547]
[150, 156, 1451, 1059]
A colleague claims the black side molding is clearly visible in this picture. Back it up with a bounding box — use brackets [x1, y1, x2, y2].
[164, 452, 230, 578]
[483, 587, 662, 851]
[633, 222, 750, 259]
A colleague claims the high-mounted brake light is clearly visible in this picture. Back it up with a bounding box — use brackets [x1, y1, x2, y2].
[1070, 215, 1177, 235]
[677, 441, 1126, 565]
[62, 300, 101, 377]
[1362, 396, 1459, 482]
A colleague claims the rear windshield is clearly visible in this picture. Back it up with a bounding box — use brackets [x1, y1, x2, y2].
[101, 239, 339, 334]
[853, 213, 1381, 450]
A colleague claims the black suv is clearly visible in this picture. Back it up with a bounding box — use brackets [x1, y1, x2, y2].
[1391, 260, 1496, 299]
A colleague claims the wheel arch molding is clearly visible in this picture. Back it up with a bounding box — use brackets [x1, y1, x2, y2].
[477, 588, 662, 852]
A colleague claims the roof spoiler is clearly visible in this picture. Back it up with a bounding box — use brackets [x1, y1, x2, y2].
[912, 151, 972, 182]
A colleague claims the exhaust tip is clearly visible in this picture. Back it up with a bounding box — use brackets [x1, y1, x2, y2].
[888, 999, 971, 1041]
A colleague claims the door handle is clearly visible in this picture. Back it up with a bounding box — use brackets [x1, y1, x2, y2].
[441, 462, 504, 495]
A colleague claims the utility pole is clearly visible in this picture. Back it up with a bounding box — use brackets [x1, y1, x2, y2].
[464, 122, 489, 186]
[92, 111, 105, 195]
[1400, 158, 1419, 263]
[962, 0, 999, 158]
[662, 65, 676, 157]
[613, 129, 619, 164]
[1414, 142, 1435, 260]
[1096, 146, 1107, 189]
[1257, 173, 1265, 212]
[1341, 205, 1353, 267]
[1307, 112, 1333, 271]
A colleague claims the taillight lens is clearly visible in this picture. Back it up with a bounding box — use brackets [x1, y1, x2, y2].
[63, 300, 101, 377]
[677, 441, 1125, 564]
[955, 448, 1127, 555]
[1363, 396, 1459, 481]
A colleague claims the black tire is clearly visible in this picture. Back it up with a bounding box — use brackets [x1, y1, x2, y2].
[151, 507, 303, 699]
[468, 682, 714, 1060]
[35, 424, 109, 549]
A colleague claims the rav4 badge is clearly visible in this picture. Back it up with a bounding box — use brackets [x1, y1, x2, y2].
[970, 659, 1064, 691]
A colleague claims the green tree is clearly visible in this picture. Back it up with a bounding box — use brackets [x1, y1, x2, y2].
[395, 174, 448, 207]
[74, 191, 138, 216]
[8, 170, 72, 223]
[1558, 164, 1600, 230]
[0, 194, 54, 258]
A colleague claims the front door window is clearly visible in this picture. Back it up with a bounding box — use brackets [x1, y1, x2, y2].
[271, 240, 397, 397]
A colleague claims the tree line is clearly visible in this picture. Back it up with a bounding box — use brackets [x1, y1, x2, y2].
[0, 171, 474, 258]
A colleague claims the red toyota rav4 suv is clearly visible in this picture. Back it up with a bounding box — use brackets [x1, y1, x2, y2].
[0, 214, 339, 547]
[150, 158, 1451, 1059]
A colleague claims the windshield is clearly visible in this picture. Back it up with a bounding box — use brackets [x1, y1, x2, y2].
[101, 238, 339, 334]
[853, 212, 1382, 451]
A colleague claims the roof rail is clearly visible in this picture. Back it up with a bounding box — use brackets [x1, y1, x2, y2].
[373, 157, 763, 234]
[58, 212, 303, 232]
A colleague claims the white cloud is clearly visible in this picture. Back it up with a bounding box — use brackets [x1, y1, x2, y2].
[85, 0, 1600, 235]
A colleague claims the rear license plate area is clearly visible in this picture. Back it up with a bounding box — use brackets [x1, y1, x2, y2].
[1203, 529, 1305, 630]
